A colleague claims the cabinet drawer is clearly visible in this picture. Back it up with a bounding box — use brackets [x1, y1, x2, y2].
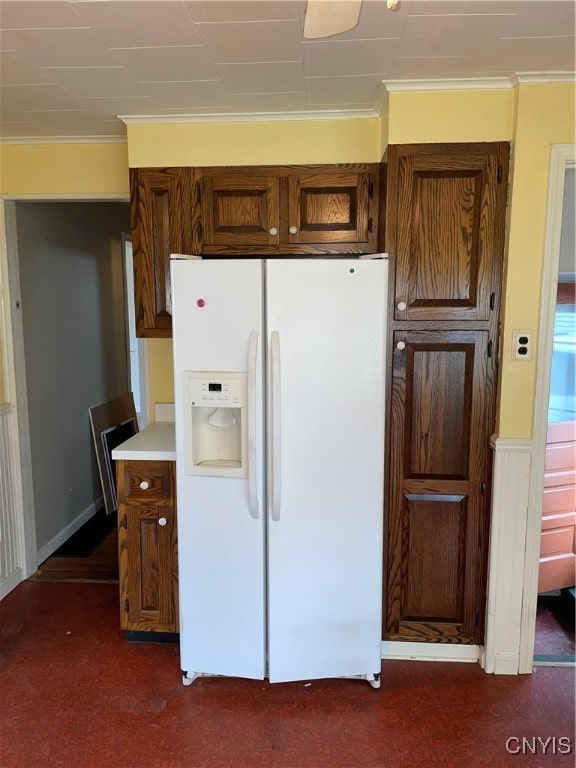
[123, 462, 171, 501]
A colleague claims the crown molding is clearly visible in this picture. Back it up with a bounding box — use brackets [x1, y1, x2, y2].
[511, 71, 576, 85]
[383, 72, 576, 92]
[0, 135, 126, 146]
[383, 77, 512, 92]
[118, 108, 380, 126]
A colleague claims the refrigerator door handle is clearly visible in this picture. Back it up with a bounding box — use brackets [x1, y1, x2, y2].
[270, 330, 281, 522]
[247, 330, 259, 520]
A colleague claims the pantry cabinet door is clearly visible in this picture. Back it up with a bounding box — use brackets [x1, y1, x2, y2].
[386, 143, 509, 323]
[385, 329, 493, 644]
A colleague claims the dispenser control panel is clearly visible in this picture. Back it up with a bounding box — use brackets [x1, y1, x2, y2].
[189, 376, 243, 406]
[183, 371, 247, 479]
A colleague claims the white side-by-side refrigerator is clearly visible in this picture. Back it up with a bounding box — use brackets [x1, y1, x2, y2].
[171, 256, 387, 688]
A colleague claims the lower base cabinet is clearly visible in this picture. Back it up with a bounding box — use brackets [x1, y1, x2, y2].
[116, 459, 179, 633]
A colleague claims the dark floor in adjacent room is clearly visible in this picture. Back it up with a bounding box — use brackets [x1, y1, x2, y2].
[1, 580, 575, 768]
[534, 591, 575, 663]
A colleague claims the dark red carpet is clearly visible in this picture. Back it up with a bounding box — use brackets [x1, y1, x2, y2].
[1, 581, 574, 768]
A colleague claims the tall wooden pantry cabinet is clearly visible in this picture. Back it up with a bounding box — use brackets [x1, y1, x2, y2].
[382, 142, 510, 645]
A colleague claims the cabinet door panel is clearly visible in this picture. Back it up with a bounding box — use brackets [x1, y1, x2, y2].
[288, 171, 370, 244]
[131, 168, 192, 337]
[386, 330, 491, 644]
[202, 174, 280, 247]
[117, 460, 179, 633]
[387, 143, 509, 322]
[404, 495, 466, 622]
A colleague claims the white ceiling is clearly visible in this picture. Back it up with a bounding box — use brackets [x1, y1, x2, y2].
[0, 0, 574, 141]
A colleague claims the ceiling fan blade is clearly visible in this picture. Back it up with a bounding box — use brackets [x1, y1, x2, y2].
[303, 0, 362, 39]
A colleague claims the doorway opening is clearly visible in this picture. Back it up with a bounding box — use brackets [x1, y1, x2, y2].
[534, 167, 575, 666]
[122, 234, 147, 429]
[6, 200, 146, 576]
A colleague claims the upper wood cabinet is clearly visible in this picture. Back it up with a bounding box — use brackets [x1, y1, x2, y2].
[288, 169, 372, 246]
[199, 164, 379, 255]
[200, 171, 281, 249]
[384, 143, 509, 323]
[130, 163, 380, 336]
[130, 167, 194, 338]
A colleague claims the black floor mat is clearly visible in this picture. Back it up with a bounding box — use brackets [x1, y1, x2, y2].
[52, 508, 116, 558]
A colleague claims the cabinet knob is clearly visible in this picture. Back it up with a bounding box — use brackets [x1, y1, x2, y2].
[158, 517, 167, 527]
[396, 341, 406, 351]
[139, 480, 149, 490]
[289, 225, 298, 235]
[397, 301, 407, 311]
[269, 227, 278, 236]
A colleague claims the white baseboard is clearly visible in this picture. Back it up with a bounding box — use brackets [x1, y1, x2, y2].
[483, 654, 525, 675]
[483, 437, 533, 675]
[0, 567, 24, 600]
[36, 496, 104, 565]
[381, 641, 480, 663]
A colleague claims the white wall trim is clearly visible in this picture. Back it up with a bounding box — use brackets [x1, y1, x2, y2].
[1, 200, 37, 581]
[118, 109, 379, 126]
[0, 568, 24, 600]
[381, 641, 479, 663]
[482, 437, 533, 674]
[36, 496, 103, 566]
[518, 144, 576, 674]
[383, 73, 575, 93]
[0, 136, 126, 146]
[1, 194, 129, 202]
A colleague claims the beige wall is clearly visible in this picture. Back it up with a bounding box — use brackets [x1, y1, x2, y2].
[387, 88, 515, 144]
[2, 83, 574, 433]
[127, 118, 382, 167]
[0, 142, 129, 196]
[498, 83, 575, 436]
[0, 332, 4, 404]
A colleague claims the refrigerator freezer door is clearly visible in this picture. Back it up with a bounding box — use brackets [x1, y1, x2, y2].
[266, 258, 387, 683]
[172, 258, 266, 680]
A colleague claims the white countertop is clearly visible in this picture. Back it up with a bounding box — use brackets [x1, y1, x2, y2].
[111, 421, 176, 461]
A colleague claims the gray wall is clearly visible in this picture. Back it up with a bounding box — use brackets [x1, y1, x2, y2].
[16, 202, 131, 552]
[559, 168, 574, 276]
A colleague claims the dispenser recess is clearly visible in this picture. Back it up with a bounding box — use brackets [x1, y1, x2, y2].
[183, 371, 247, 478]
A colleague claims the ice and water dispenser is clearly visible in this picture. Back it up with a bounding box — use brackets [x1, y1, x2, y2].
[182, 371, 247, 478]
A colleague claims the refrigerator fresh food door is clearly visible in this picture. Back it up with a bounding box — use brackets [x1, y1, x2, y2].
[171, 258, 265, 680]
[266, 258, 387, 683]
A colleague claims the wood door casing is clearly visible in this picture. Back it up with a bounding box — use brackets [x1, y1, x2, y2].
[386, 143, 509, 323]
[386, 330, 492, 644]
